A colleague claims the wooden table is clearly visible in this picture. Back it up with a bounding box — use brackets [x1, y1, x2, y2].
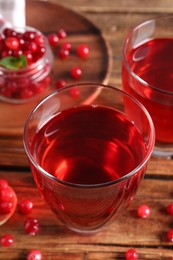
[1, 0, 173, 259]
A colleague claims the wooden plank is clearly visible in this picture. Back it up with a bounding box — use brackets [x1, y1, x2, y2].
[54, 0, 173, 13]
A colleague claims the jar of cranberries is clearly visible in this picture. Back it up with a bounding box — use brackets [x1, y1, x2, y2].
[0, 26, 53, 103]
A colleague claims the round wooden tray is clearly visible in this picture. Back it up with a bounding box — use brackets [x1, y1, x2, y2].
[0, 0, 112, 137]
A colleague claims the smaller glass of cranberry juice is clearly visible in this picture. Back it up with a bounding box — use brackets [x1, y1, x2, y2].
[23, 84, 154, 233]
[122, 16, 173, 158]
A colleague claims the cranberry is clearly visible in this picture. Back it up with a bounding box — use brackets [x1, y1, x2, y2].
[1, 234, 14, 247]
[48, 33, 59, 46]
[61, 42, 72, 51]
[69, 86, 80, 98]
[77, 44, 90, 58]
[12, 49, 23, 57]
[0, 179, 8, 189]
[19, 199, 33, 214]
[27, 42, 37, 53]
[166, 204, 173, 215]
[23, 51, 33, 64]
[125, 248, 138, 260]
[166, 229, 173, 242]
[0, 201, 13, 214]
[57, 29, 67, 39]
[20, 88, 34, 99]
[5, 37, 19, 50]
[3, 28, 15, 37]
[0, 186, 14, 202]
[24, 217, 40, 235]
[137, 204, 150, 218]
[27, 250, 42, 260]
[70, 66, 82, 79]
[58, 48, 69, 59]
[35, 34, 45, 47]
[24, 31, 36, 41]
[55, 79, 67, 89]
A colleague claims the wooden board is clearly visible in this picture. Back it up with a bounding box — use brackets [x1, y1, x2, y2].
[0, 169, 173, 259]
[0, 0, 112, 138]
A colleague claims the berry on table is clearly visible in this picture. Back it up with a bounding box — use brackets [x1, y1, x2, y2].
[61, 42, 72, 51]
[48, 33, 59, 46]
[166, 203, 173, 215]
[137, 204, 150, 218]
[0, 179, 8, 189]
[69, 86, 80, 98]
[70, 66, 82, 79]
[1, 234, 14, 247]
[24, 217, 40, 236]
[166, 229, 173, 242]
[125, 248, 138, 260]
[19, 199, 33, 214]
[27, 250, 42, 260]
[77, 44, 90, 58]
[58, 48, 69, 59]
[55, 79, 67, 89]
[57, 29, 67, 39]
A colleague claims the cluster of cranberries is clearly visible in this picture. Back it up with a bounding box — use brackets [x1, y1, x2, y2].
[0, 27, 51, 101]
[0, 27, 90, 101]
[0, 178, 41, 259]
[0, 27, 46, 63]
[47, 28, 90, 95]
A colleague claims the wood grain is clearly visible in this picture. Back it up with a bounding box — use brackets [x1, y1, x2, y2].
[0, 1, 173, 259]
[0, 171, 173, 259]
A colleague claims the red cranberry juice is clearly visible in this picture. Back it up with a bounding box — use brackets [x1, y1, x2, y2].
[122, 38, 173, 143]
[31, 105, 146, 230]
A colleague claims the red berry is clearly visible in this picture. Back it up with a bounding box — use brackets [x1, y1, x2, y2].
[166, 229, 173, 242]
[166, 204, 173, 215]
[1, 234, 14, 247]
[27, 250, 42, 260]
[5, 37, 19, 50]
[24, 31, 36, 41]
[19, 199, 33, 214]
[35, 34, 45, 47]
[70, 66, 82, 79]
[58, 48, 69, 59]
[0, 179, 8, 189]
[27, 41, 37, 53]
[48, 33, 59, 46]
[61, 42, 72, 51]
[0, 201, 13, 214]
[20, 88, 34, 99]
[77, 44, 90, 58]
[57, 29, 67, 39]
[137, 204, 150, 218]
[69, 86, 80, 98]
[55, 79, 67, 89]
[24, 217, 40, 235]
[125, 248, 138, 260]
[3, 28, 15, 37]
[0, 186, 14, 202]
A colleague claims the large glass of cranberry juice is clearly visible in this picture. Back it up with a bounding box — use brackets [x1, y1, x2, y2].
[122, 16, 173, 158]
[24, 84, 154, 233]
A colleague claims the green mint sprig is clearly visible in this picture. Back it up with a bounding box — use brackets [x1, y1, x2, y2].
[0, 55, 27, 70]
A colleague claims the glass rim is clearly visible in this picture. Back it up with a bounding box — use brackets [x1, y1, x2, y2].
[122, 15, 173, 96]
[23, 83, 155, 189]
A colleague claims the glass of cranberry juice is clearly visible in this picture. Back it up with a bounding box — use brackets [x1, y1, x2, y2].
[23, 84, 154, 233]
[122, 16, 173, 158]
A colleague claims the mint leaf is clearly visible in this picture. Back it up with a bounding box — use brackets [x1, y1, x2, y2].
[0, 55, 27, 70]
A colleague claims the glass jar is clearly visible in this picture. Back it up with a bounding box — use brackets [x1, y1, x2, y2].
[0, 26, 53, 103]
